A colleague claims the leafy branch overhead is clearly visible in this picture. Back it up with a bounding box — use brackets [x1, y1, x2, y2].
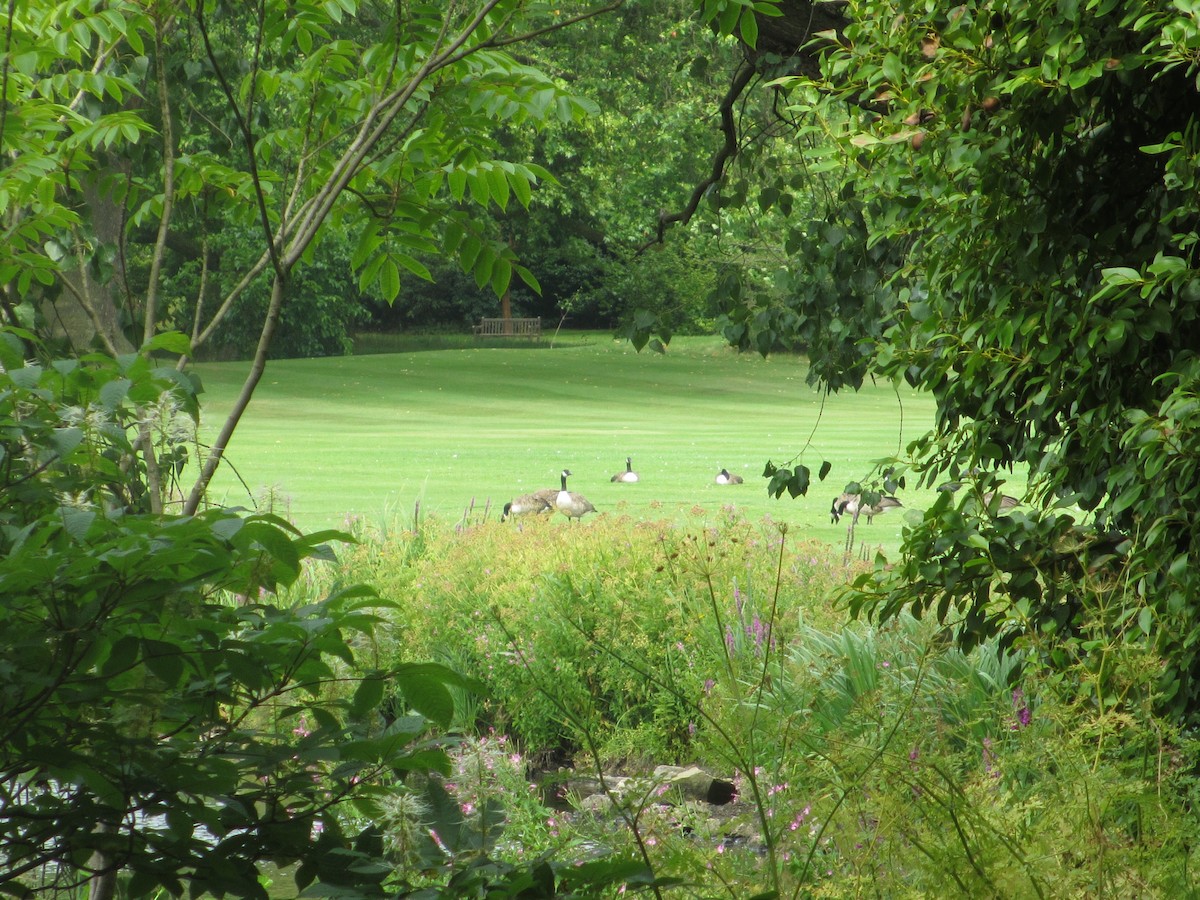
[683, 0, 1200, 724]
[0, 0, 619, 509]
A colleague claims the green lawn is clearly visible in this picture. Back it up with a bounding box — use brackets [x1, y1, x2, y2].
[193, 332, 950, 547]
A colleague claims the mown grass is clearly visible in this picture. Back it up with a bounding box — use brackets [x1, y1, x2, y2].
[192, 332, 961, 550]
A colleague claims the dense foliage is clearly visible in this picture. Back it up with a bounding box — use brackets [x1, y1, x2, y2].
[0, 329, 484, 897]
[680, 0, 1200, 726]
[7, 0, 1200, 893]
[331, 511, 1200, 896]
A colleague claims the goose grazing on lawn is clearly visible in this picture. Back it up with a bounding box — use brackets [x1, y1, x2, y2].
[714, 468, 743, 485]
[611, 457, 639, 483]
[501, 488, 559, 521]
[830, 493, 903, 525]
[556, 469, 596, 521]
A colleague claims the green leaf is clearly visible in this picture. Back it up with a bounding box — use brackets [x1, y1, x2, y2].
[50, 427, 84, 459]
[394, 664, 461, 729]
[508, 169, 533, 208]
[787, 465, 810, 498]
[514, 264, 541, 295]
[352, 675, 386, 718]
[98, 378, 131, 411]
[141, 331, 192, 355]
[490, 257, 512, 298]
[379, 257, 401, 303]
[393, 253, 432, 282]
[142, 638, 185, 686]
[739, 9, 759, 48]
[486, 166, 510, 210]
[58, 506, 95, 542]
[443, 220, 464, 254]
[234, 521, 302, 582]
[448, 168, 467, 202]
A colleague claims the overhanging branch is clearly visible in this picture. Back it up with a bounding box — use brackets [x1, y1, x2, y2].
[635, 61, 755, 255]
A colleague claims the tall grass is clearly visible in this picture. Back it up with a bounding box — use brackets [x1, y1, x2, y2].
[323, 509, 1199, 897]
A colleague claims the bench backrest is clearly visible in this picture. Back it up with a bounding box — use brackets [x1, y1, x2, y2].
[476, 317, 540, 335]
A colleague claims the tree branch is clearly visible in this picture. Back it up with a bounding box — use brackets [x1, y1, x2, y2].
[143, 12, 176, 345]
[635, 61, 756, 255]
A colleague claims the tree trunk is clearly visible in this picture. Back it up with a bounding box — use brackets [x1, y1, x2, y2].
[43, 179, 134, 354]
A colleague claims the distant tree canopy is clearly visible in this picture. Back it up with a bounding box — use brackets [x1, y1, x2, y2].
[669, 0, 1200, 724]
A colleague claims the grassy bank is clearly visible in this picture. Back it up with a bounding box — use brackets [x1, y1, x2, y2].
[193, 333, 948, 549]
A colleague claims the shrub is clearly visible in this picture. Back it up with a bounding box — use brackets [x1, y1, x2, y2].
[337, 511, 856, 766]
[335, 511, 1200, 897]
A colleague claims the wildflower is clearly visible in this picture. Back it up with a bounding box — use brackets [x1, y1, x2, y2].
[1011, 688, 1032, 729]
[751, 615, 766, 651]
[293, 716, 310, 738]
[789, 805, 810, 831]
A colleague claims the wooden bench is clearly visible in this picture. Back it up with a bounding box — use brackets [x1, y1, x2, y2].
[472, 316, 542, 340]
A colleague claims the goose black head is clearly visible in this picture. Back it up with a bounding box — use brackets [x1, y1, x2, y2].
[830, 497, 850, 524]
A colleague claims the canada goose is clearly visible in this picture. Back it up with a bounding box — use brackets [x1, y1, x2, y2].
[501, 488, 559, 521]
[556, 469, 596, 521]
[714, 468, 744, 485]
[982, 491, 1020, 513]
[938, 480, 1020, 514]
[611, 457, 639, 483]
[830, 493, 903, 524]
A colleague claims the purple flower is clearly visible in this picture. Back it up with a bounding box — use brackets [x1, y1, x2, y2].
[1011, 688, 1032, 729]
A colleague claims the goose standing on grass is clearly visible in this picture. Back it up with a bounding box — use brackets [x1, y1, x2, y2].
[611, 457, 639, 483]
[501, 488, 559, 521]
[830, 492, 903, 525]
[714, 468, 744, 485]
[556, 469, 596, 522]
